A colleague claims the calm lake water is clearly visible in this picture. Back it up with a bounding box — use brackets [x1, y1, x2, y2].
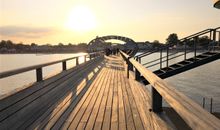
[0, 53, 87, 97]
[0, 52, 220, 112]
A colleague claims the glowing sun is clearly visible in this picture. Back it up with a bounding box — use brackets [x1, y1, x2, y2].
[65, 6, 97, 33]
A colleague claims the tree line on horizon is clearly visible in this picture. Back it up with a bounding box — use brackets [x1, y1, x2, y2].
[0, 33, 212, 53]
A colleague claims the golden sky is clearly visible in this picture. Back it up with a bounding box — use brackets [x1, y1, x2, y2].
[0, 0, 220, 44]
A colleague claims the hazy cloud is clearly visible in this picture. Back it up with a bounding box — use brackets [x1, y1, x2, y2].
[0, 26, 55, 38]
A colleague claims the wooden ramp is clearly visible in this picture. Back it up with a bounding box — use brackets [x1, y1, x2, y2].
[0, 55, 168, 130]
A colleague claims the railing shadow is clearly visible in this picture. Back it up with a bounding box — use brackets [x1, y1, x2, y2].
[24, 58, 105, 129]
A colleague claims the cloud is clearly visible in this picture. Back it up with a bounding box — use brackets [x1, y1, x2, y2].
[0, 26, 55, 38]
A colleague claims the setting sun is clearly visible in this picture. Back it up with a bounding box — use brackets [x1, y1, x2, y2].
[65, 5, 97, 33]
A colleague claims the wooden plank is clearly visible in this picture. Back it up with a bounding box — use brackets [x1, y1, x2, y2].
[92, 66, 113, 130]
[111, 67, 119, 130]
[120, 67, 136, 130]
[67, 68, 110, 130]
[101, 66, 115, 130]
[53, 66, 108, 130]
[117, 68, 126, 130]
[85, 68, 113, 130]
[123, 73, 144, 130]
[76, 68, 111, 130]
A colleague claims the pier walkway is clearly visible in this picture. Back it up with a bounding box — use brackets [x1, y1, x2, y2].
[0, 55, 168, 130]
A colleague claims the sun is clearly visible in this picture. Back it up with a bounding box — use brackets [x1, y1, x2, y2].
[65, 6, 97, 33]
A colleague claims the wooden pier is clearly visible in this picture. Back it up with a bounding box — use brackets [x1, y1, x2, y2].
[0, 49, 220, 129]
[0, 54, 169, 130]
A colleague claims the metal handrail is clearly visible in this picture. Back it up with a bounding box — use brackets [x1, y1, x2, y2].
[0, 51, 103, 81]
[137, 27, 220, 69]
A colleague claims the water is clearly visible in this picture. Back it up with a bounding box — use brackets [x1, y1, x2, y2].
[0, 53, 87, 97]
[139, 52, 220, 112]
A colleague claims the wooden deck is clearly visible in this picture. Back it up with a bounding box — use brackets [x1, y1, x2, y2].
[0, 55, 168, 130]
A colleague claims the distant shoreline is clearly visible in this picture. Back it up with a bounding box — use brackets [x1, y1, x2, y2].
[0, 51, 87, 54]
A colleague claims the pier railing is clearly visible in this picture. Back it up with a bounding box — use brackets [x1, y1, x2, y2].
[120, 50, 220, 130]
[136, 27, 220, 69]
[0, 51, 103, 82]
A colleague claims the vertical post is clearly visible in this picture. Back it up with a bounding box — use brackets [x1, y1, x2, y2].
[76, 57, 79, 66]
[210, 98, 213, 113]
[202, 97, 205, 108]
[194, 37, 197, 61]
[184, 39, 187, 60]
[210, 30, 212, 41]
[218, 31, 220, 42]
[138, 57, 141, 64]
[160, 48, 162, 69]
[36, 68, 43, 82]
[127, 58, 133, 78]
[89, 54, 92, 60]
[135, 58, 141, 81]
[166, 46, 169, 68]
[213, 29, 216, 42]
[152, 87, 162, 113]
[62, 61, 66, 71]
[84, 55, 87, 63]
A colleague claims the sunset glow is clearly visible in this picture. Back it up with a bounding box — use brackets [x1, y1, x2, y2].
[0, 0, 219, 44]
[65, 6, 97, 33]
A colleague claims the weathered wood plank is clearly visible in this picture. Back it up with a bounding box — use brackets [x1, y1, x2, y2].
[76, 68, 110, 130]
[117, 68, 126, 130]
[56, 66, 108, 130]
[120, 68, 136, 130]
[67, 68, 110, 129]
[102, 66, 115, 130]
[111, 67, 119, 130]
[85, 68, 113, 130]
[123, 74, 144, 130]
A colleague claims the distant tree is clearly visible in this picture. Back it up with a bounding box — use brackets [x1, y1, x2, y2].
[151, 40, 162, 48]
[198, 36, 210, 47]
[58, 43, 64, 46]
[31, 43, 37, 47]
[166, 33, 179, 45]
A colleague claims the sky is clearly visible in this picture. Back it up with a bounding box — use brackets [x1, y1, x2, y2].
[0, 0, 220, 45]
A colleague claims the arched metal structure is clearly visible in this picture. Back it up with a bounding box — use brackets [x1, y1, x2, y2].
[214, 0, 220, 9]
[88, 35, 138, 56]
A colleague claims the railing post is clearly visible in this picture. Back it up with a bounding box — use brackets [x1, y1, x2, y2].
[76, 57, 79, 65]
[36, 68, 43, 82]
[84, 55, 87, 63]
[152, 87, 162, 113]
[166, 45, 169, 68]
[127, 57, 133, 78]
[89, 54, 92, 60]
[62, 61, 66, 71]
[160, 48, 162, 69]
[218, 31, 220, 42]
[184, 39, 187, 60]
[213, 29, 216, 41]
[210, 30, 212, 41]
[194, 36, 198, 60]
[135, 58, 141, 81]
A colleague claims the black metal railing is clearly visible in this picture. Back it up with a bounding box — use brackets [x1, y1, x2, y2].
[136, 27, 220, 69]
[0, 51, 104, 82]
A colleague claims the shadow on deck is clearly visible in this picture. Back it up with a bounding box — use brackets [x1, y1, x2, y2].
[0, 55, 172, 130]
